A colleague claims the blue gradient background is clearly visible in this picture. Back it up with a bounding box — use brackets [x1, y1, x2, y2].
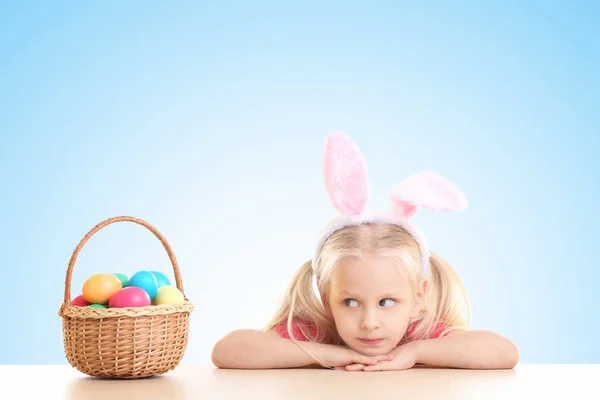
[1, 1, 598, 365]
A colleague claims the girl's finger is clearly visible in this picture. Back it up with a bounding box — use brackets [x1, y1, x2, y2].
[363, 362, 387, 371]
[345, 364, 366, 371]
[364, 360, 402, 372]
[358, 354, 392, 365]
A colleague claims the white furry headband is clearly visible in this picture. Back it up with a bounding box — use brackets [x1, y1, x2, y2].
[312, 132, 468, 278]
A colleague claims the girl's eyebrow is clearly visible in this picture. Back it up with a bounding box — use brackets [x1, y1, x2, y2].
[336, 290, 405, 298]
[336, 289, 358, 297]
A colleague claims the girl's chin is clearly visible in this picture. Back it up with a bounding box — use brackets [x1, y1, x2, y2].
[348, 341, 396, 356]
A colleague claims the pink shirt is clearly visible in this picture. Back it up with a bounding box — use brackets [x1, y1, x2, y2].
[273, 319, 449, 342]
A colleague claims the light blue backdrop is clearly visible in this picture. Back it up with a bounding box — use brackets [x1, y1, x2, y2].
[1, 1, 598, 364]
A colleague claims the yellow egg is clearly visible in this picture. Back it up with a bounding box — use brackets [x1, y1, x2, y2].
[82, 273, 122, 304]
[152, 285, 184, 305]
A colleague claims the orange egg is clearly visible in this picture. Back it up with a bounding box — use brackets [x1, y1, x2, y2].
[82, 273, 123, 304]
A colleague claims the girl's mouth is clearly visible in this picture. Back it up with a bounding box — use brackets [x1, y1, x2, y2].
[358, 338, 384, 345]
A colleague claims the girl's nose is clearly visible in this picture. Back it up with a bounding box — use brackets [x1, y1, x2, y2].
[360, 310, 380, 331]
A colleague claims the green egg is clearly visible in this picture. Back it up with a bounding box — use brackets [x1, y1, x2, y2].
[88, 304, 107, 308]
[113, 273, 129, 287]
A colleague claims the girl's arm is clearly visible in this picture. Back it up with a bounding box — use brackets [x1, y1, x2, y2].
[410, 330, 519, 369]
[211, 329, 392, 369]
[211, 329, 323, 369]
[353, 330, 518, 372]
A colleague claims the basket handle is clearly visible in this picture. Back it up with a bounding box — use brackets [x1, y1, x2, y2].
[63, 216, 185, 303]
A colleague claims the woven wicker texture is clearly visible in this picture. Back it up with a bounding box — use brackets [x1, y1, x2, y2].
[58, 216, 194, 379]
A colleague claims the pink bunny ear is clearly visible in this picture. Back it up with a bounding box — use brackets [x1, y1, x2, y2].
[389, 170, 467, 219]
[323, 131, 369, 216]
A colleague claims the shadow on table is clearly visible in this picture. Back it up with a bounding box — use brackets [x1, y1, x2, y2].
[67, 374, 186, 400]
[208, 365, 520, 398]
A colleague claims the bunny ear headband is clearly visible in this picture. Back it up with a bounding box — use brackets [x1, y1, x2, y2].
[312, 132, 468, 278]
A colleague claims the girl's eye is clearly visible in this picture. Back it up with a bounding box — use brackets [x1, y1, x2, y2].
[379, 299, 396, 307]
[344, 299, 359, 308]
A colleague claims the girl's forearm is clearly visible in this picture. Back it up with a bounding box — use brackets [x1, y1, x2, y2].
[410, 330, 519, 369]
[211, 329, 325, 369]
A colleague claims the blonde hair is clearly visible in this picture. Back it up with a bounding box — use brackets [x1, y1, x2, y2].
[263, 223, 471, 348]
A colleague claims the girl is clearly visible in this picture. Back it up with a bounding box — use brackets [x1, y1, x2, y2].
[211, 132, 519, 371]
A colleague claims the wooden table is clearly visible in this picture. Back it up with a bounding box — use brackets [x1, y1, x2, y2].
[1, 364, 595, 399]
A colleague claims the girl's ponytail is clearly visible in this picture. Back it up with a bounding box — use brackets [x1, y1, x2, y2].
[407, 251, 471, 341]
[263, 260, 334, 344]
[427, 252, 471, 328]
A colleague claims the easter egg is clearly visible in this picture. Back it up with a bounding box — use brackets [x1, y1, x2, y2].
[128, 270, 159, 300]
[82, 273, 122, 304]
[108, 286, 151, 308]
[153, 285, 185, 305]
[88, 304, 107, 308]
[72, 294, 90, 307]
[151, 271, 171, 288]
[113, 273, 129, 287]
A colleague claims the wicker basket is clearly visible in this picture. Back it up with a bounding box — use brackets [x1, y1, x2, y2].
[57, 216, 194, 379]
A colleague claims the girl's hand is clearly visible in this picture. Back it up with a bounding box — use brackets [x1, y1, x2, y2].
[323, 345, 393, 369]
[342, 343, 418, 372]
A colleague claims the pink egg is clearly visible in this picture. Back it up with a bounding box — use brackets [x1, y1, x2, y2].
[108, 287, 151, 308]
[72, 294, 90, 307]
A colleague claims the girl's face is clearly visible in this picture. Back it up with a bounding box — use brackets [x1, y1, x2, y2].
[325, 255, 425, 356]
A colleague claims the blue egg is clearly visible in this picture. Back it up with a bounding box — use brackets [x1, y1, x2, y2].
[151, 271, 171, 288]
[128, 271, 159, 300]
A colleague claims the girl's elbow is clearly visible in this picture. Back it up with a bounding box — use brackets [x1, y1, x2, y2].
[506, 343, 520, 368]
[211, 339, 228, 368]
[484, 331, 519, 369]
[211, 331, 241, 368]
[500, 338, 520, 369]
